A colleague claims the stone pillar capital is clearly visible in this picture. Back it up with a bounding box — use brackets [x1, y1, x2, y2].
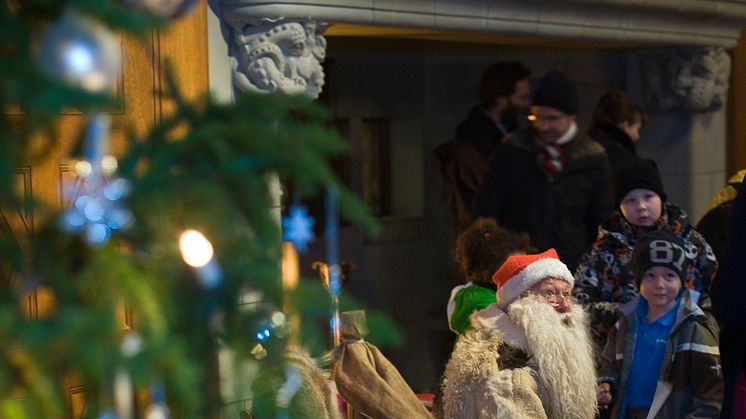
[223, 12, 327, 99]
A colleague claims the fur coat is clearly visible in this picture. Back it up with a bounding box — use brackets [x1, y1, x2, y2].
[440, 304, 549, 418]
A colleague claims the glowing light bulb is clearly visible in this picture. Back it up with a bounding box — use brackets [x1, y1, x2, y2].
[75, 160, 93, 177]
[179, 230, 214, 267]
[63, 42, 96, 77]
[101, 155, 118, 174]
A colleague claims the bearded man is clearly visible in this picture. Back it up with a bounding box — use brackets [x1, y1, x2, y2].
[435, 62, 532, 232]
[440, 249, 598, 419]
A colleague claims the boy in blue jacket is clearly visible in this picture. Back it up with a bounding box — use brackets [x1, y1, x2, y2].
[597, 231, 723, 418]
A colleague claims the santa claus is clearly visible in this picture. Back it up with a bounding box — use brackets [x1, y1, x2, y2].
[440, 248, 597, 419]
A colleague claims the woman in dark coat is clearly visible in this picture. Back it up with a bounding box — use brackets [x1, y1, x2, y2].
[710, 178, 746, 418]
[588, 89, 646, 171]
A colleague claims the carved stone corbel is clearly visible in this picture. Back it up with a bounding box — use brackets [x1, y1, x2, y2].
[224, 14, 327, 99]
[641, 47, 730, 113]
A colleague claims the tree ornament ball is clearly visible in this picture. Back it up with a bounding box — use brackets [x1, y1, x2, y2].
[124, 0, 198, 19]
[36, 9, 121, 93]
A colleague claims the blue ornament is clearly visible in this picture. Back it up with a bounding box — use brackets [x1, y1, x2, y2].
[60, 172, 133, 246]
[256, 328, 272, 341]
[59, 115, 133, 246]
[282, 205, 315, 252]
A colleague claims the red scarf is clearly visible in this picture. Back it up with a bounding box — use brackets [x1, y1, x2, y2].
[534, 139, 567, 175]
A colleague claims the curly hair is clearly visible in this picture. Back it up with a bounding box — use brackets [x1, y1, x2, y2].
[454, 218, 532, 286]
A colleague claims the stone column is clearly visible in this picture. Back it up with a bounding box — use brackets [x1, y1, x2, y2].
[638, 47, 730, 220]
[216, 6, 330, 418]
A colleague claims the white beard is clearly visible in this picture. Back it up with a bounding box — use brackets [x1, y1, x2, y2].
[507, 296, 598, 419]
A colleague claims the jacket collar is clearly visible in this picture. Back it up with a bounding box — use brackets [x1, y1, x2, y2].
[599, 202, 691, 243]
[618, 290, 703, 333]
[588, 121, 637, 154]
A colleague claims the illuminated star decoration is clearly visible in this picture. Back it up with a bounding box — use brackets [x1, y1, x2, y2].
[282, 205, 315, 252]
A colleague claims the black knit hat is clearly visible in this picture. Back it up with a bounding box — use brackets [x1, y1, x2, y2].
[614, 158, 667, 205]
[532, 71, 579, 115]
[631, 230, 688, 288]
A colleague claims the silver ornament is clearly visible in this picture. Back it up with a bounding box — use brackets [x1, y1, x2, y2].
[36, 9, 121, 93]
[124, 0, 198, 19]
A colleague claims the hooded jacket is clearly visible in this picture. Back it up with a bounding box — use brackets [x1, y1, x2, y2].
[598, 292, 723, 418]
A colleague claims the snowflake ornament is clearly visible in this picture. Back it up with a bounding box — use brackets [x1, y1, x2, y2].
[61, 169, 133, 246]
[59, 115, 133, 246]
[282, 205, 315, 252]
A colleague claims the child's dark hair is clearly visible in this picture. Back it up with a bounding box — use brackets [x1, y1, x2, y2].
[454, 218, 532, 286]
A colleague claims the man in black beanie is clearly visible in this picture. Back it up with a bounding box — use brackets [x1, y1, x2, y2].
[474, 71, 612, 270]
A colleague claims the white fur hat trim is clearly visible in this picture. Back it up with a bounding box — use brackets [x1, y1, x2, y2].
[496, 258, 574, 309]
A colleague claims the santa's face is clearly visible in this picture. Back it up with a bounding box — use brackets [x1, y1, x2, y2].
[529, 277, 574, 313]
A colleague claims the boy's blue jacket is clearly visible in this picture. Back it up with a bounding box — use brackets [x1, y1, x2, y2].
[598, 291, 723, 418]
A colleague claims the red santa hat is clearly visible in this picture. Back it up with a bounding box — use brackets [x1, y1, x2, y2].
[492, 248, 574, 309]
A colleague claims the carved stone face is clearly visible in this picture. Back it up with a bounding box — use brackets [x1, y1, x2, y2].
[643, 47, 730, 113]
[673, 49, 729, 112]
[231, 19, 326, 98]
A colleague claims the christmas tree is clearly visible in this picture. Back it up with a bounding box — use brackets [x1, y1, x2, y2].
[0, 1, 397, 417]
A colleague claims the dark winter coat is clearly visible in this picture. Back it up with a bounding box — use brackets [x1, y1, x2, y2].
[587, 121, 638, 172]
[710, 178, 746, 329]
[434, 107, 505, 232]
[707, 177, 746, 419]
[598, 292, 723, 418]
[474, 126, 612, 270]
[696, 170, 745, 261]
[574, 202, 717, 348]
